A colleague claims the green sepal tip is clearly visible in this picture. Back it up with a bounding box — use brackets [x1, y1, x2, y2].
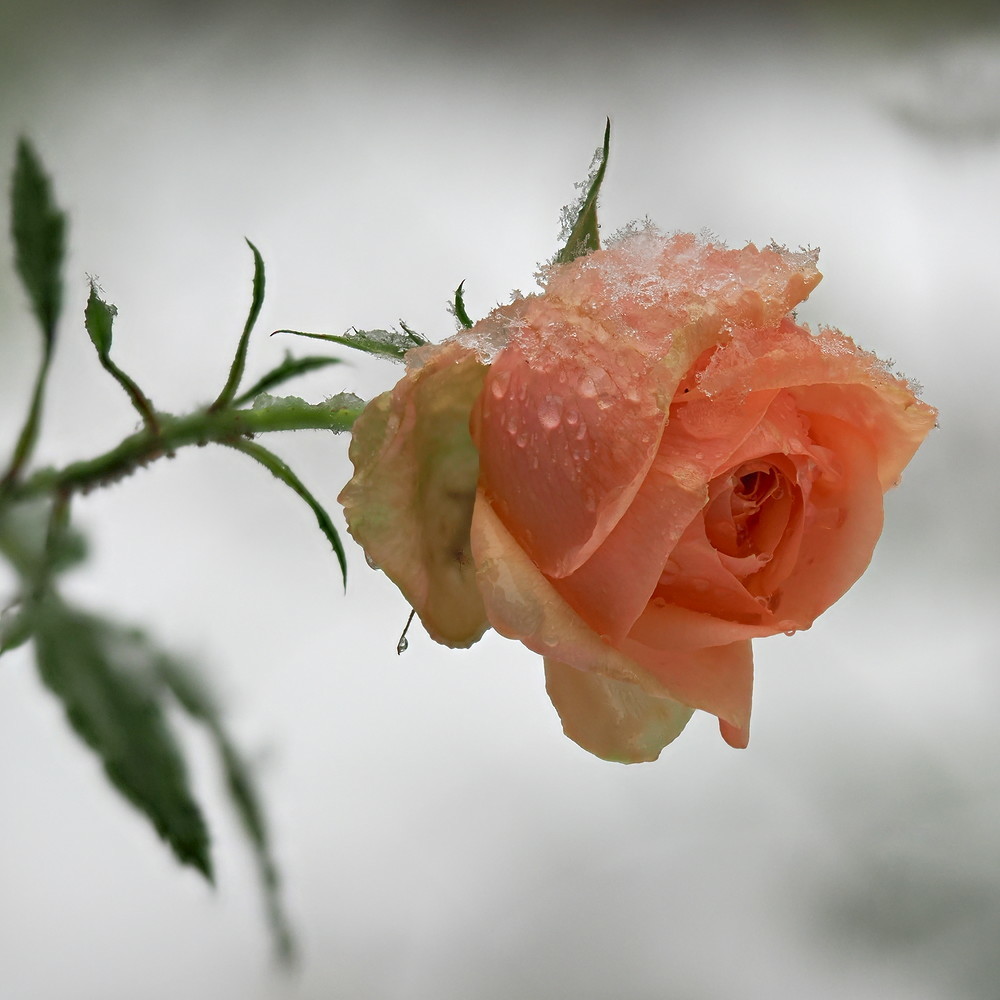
[556, 118, 611, 265]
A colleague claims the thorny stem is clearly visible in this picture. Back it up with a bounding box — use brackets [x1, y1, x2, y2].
[6, 397, 363, 504]
[0, 343, 53, 493]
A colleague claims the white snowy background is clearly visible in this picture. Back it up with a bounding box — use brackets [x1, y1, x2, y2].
[1, 2, 997, 998]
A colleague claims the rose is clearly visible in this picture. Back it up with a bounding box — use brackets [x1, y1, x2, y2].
[339, 229, 936, 762]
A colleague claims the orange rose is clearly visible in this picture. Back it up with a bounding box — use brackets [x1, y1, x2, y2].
[339, 229, 936, 762]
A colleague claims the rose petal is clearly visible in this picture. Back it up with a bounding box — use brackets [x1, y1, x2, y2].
[767, 411, 886, 627]
[544, 658, 694, 763]
[473, 491, 753, 736]
[475, 306, 678, 580]
[619, 636, 754, 736]
[470, 489, 658, 691]
[339, 340, 490, 647]
[629, 602, 777, 651]
[475, 232, 823, 582]
[551, 388, 778, 641]
[543, 230, 822, 330]
[699, 319, 937, 489]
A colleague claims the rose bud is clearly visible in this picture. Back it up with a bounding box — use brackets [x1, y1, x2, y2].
[339, 229, 936, 762]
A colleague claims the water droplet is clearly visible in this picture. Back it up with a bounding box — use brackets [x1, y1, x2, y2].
[365, 552, 379, 570]
[783, 629, 797, 637]
[516, 432, 529, 448]
[490, 370, 511, 399]
[538, 395, 563, 430]
[579, 374, 598, 398]
[565, 407, 580, 427]
[506, 416, 519, 435]
[397, 608, 416, 655]
[542, 633, 559, 648]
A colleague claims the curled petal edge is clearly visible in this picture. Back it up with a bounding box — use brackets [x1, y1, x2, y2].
[544, 658, 694, 763]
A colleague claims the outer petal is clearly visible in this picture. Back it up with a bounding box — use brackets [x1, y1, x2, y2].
[475, 304, 717, 582]
[475, 232, 822, 582]
[550, 388, 779, 641]
[473, 490, 755, 732]
[766, 412, 886, 627]
[544, 659, 693, 764]
[338, 341, 490, 647]
[620, 636, 754, 739]
[470, 489, 657, 691]
[698, 318, 937, 490]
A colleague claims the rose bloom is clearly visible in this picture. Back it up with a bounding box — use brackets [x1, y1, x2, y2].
[339, 229, 936, 762]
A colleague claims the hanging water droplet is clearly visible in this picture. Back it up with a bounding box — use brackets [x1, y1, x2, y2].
[365, 552, 379, 570]
[397, 608, 416, 655]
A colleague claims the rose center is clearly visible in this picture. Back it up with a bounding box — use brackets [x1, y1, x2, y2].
[704, 459, 790, 560]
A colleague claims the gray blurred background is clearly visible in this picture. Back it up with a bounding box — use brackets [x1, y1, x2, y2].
[0, 1, 997, 998]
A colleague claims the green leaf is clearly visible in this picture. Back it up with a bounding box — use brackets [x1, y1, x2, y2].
[451, 281, 474, 330]
[273, 325, 427, 361]
[223, 436, 348, 587]
[232, 353, 343, 407]
[84, 281, 116, 357]
[397, 320, 426, 346]
[211, 239, 266, 410]
[249, 390, 363, 419]
[1, 602, 32, 655]
[556, 118, 611, 265]
[0, 497, 87, 580]
[11, 138, 67, 346]
[31, 597, 213, 880]
[157, 659, 296, 964]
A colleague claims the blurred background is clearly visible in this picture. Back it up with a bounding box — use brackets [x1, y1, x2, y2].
[0, 1, 997, 997]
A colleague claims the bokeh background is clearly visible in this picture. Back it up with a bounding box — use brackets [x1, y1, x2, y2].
[1, 1, 997, 998]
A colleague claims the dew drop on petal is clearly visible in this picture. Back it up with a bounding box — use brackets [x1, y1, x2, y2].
[538, 395, 563, 430]
[490, 369, 512, 399]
